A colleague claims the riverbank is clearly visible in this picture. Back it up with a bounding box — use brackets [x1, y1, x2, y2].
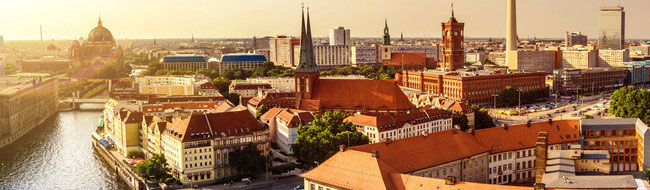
[92, 131, 146, 189]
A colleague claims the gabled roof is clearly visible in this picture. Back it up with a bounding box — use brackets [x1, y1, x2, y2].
[444, 101, 473, 114]
[345, 108, 450, 132]
[304, 79, 415, 112]
[300, 150, 398, 190]
[470, 120, 581, 154]
[165, 110, 264, 142]
[390, 173, 532, 190]
[349, 129, 490, 173]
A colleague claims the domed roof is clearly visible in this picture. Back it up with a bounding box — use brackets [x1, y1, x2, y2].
[87, 16, 114, 42]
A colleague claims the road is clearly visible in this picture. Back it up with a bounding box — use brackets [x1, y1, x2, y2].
[232, 176, 303, 190]
[490, 93, 611, 125]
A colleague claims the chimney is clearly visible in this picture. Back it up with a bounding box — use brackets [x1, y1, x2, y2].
[468, 128, 474, 135]
[527, 120, 532, 127]
[501, 123, 508, 130]
[534, 183, 546, 190]
[548, 118, 553, 124]
[385, 138, 391, 145]
[421, 131, 429, 137]
[454, 124, 461, 130]
[444, 176, 456, 185]
[535, 131, 548, 184]
[339, 144, 346, 152]
[372, 150, 379, 158]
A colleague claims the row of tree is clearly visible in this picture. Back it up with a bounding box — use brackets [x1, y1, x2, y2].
[495, 86, 549, 107]
[320, 64, 401, 80]
[610, 86, 650, 123]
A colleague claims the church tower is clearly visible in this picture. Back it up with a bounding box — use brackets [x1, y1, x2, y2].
[441, 3, 465, 71]
[295, 6, 320, 109]
[383, 19, 391, 45]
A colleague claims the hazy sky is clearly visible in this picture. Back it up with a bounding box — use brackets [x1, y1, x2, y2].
[1, 0, 648, 40]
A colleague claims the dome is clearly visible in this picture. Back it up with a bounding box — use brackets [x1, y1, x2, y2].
[87, 17, 114, 42]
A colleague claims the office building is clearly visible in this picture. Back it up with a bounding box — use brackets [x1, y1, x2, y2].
[466, 52, 486, 64]
[353, 44, 439, 65]
[561, 50, 596, 69]
[552, 68, 626, 96]
[217, 53, 267, 73]
[598, 49, 630, 67]
[598, 6, 625, 50]
[508, 50, 556, 73]
[0, 76, 58, 149]
[160, 55, 209, 70]
[441, 8, 465, 71]
[565, 32, 588, 47]
[19, 56, 72, 72]
[488, 52, 506, 66]
[581, 119, 645, 172]
[398, 69, 546, 105]
[132, 75, 216, 96]
[630, 45, 650, 56]
[329, 26, 350, 45]
[622, 61, 650, 86]
[351, 45, 379, 65]
[313, 45, 351, 69]
[381, 52, 434, 70]
[269, 36, 300, 68]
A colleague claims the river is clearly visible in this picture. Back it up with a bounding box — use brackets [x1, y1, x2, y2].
[0, 109, 129, 190]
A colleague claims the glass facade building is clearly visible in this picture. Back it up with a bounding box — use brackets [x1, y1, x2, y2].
[598, 6, 625, 50]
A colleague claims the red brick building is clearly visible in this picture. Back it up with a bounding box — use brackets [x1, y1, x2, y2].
[441, 9, 465, 71]
[381, 52, 437, 70]
[398, 70, 546, 105]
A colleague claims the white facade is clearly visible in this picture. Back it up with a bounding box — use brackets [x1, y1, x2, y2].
[361, 118, 452, 143]
[329, 27, 350, 46]
[597, 49, 630, 67]
[561, 50, 596, 69]
[351, 45, 378, 65]
[246, 77, 296, 91]
[351, 44, 439, 65]
[269, 36, 298, 67]
[313, 45, 352, 68]
[466, 52, 486, 64]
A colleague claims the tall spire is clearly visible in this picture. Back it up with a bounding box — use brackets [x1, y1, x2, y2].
[295, 5, 318, 73]
[98, 14, 102, 27]
[383, 19, 391, 45]
[451, 2, 455, 18]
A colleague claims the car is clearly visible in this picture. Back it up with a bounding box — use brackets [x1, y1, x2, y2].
[554, 110, 560, 113]
[537, 116, 543, 119]
[561, 109, 566, 113]
[294, 185, 304, 190]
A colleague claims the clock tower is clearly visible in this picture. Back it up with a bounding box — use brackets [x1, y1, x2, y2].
[441, 4, 465, 71]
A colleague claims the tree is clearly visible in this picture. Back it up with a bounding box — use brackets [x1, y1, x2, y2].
[255, 105, 270, 119]
[451, 112, 469, 131]
[212, 77, 232, 93]
[482, 59, 496, 65]
[229, 143, 266, 175]
[292, 111, 369, 164]
[127, 150, 145, 159]
[581, 114, 594, 119]
[471, 105, 496, 130]
[645, 168, 650, 180]
[610, 86, 650, 122]
[496, 86, 520, 107]
[223, 92, 241, 106]
[134, 154, 169, 181]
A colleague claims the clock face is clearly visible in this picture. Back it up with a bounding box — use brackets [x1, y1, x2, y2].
[454, 31, 458, 36]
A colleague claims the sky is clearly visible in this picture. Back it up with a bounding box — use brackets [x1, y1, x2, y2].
[1, 0, 648, 41]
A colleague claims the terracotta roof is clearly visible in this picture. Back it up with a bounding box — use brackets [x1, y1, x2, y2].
[300, 150, 398, 190]
[304, 79, 415, 112]
[471, 120, 581, 154]
[215, 101, 235, 112]
[390, 173, 532, 190]
[345, 108, 450, 132]
[443, 101, 473, 114]
[275, 109, 315, 128]
[349, 129, 490, 173]
[165, 110, 265, 142]
[260, 107, 284, 124]
[120, 110, 143, 124]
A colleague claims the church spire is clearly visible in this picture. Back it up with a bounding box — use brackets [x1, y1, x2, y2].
[295, 5, 318, 73]
[451, 2, 455, 18]
[383, 19, 391, 45]
[98, 14, 102, 27]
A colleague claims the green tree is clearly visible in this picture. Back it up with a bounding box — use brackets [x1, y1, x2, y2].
[451, 112, 469, 131]
[255, 105, 270, 119]
[471, 105, 495, 129]
[581, 114, 594, 119]
[645, 168, 650, 180]
[212, 77, 232, 93]
[223, 92, 241, 106]
[134, 154, 169, 181]
[292, 111, 369, 164]
[610, 86, 650, 122]
[127, 150, 145, 159]
[229, 143, 266, 175]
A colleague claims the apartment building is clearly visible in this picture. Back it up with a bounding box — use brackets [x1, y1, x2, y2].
[561, 50, 596, 69]
[507, 50, 556, 73]
[597, 49, 630, 67]
[269, 36, 300, 68]
[260, 108, 315, 154]
[344, 108, 452, 143]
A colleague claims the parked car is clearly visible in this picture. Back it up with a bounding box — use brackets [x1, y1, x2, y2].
[294, 185, 304, 190]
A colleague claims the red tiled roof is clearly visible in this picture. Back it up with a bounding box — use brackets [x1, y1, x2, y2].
[345, 108, 450, 132]
[349, 129, 490, 173]
[260, 107, 284, 124]
[471, 120, 581, 154]
[381, 53, 427, 67]
[215, 101, 235, 112]
[165, 110, 264, 142]
[390, 173, 532, 190]
[304, 79, 415, 112]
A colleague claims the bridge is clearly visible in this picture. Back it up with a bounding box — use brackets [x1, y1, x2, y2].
[58, 98, 109, 111]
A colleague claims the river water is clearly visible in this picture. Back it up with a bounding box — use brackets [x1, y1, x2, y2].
[0, 110, 129, 190]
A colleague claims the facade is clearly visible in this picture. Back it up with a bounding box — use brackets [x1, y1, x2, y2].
[19, 57, 72, 72]
[107, 109, 143, 156]
[162, 111, 269, 185]
[0, 76, 58, 149]
[399, 70, 546, 105]
[623, 61, 650, 86]
[552, 68, 626, 96]
[441, 10, 465, 71]
[351, 45, 379, 65]
[561, 50, 596, 69]
[292, 9, 416, 114]
[598, 6, 625, 50]
[507, 50, 556, 73]
[245, 75, 367, 92]
[345, 108, 452, 143]
[465, 52, 486, 64]
[70, 17, 123, 59]
[488, 52, 506, 66]
[134, 75, 215, 96]
[565, 32, 588, 47]
[160, 55, 209, 70]
[217, 53, 267, 73]
[228, 82, 272, 98]
[581, 119, 643, 172]
[268, 36, 300, 68]
[329, 26, 350, 45]
[260, 108, 315, 154]
[381, 52, 433, 70]
[630, 45, 650, 56]
[352, 44, 439, 65]
[597, 49, 630, 67]
[313, 45, 351, 69]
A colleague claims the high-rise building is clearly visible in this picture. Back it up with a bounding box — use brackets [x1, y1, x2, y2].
[268, 36, 300, 67]
[313, 45, 351, 69]
[508, 50, 557, 73]
[598, 5, 625, 50]
[565, 32, 588, 47]
[441, 7, 465, 71]
[561, 50, 596, 69]
[383, 19, 390, 45]
[329, 26, 350, 45]
[598, 49, 630, 67]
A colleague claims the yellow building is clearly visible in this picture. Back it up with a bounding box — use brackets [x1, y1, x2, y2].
[142, 115, 166, 158]
[108, 109, 143, 157]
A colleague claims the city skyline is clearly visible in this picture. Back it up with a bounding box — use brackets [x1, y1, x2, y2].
[1, 0, 649, 41]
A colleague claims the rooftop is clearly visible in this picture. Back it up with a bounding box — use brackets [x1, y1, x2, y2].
[541, 150, 636, 189]
[581, 118, 641, 131]
[161, 55, 207, 63]
[220, 54, 267, 62]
